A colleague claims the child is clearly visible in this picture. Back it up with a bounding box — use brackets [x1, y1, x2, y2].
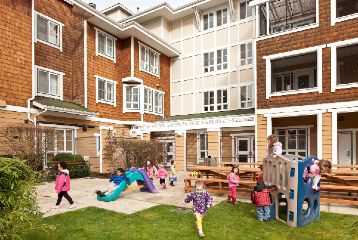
[146, 160, 158, 181]
[252, 180, 276, 222]
[304, 159, 332, 191]
[169, 160, 177, 186]
[95, 168, 130, 196]
[227, 166, 239, 204]
[157, 164, 168, 189]
[55, 161, 76, 209]
[266, 134, 283, 158]
[184, 181, 213, 238]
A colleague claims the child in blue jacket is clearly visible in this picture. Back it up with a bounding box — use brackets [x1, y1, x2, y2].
[95, 168, 130, 197]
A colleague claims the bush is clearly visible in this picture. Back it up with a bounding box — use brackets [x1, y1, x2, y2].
[0, 157, 51, 240]
[52, 153, 90, 178]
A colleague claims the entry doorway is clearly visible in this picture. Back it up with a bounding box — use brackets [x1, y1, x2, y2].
[232, 136, 255, 162]
[337, 131, 355, 165]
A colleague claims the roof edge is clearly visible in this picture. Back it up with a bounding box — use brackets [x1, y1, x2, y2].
[101, 2, 134, 15]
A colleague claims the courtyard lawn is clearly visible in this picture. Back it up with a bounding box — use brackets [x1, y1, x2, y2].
[24, 202, 358, 240]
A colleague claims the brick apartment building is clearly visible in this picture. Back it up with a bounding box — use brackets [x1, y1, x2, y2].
[249, 0, 358, 165]
[0, 0, 178, 173]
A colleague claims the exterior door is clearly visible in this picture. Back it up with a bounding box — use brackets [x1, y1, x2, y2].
[233, 136, 255, 162]
[166, 141, 175, 164]
[338, 131, 354, 165]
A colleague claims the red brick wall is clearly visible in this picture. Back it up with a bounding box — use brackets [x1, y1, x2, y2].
[256, 0, 358, 109]
[0, 0, 32, 107]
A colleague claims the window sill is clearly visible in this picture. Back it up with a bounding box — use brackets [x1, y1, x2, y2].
[139, 68, 160, 78]
[123, 109, 140, 113]
[144, 110, 164, 117]
[96, 99, 116, 107]
[334, 13, 358, 25]
[239, 17, 254, 24]
[335, 82, 358, 90]
[256, 23, 319, 42]
[36, 93, 62, 100]
[96, 52, 116, 62]
[269, 88, 318, 97]
[36, 39, 62, 51]
[240, 64, 253, 71]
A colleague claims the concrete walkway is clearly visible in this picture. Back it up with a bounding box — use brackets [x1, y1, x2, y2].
[37, 171, 226, 217]
[37, 171, 358, 217]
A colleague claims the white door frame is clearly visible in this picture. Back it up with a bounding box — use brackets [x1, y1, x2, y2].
[337, 129, 357, 165]
[232, 136, 255, 163]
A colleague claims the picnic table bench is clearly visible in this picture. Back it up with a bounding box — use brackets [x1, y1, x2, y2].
[189, 166, 261, 181]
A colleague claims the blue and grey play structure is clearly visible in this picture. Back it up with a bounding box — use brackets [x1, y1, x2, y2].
[263, 155, 320, 227]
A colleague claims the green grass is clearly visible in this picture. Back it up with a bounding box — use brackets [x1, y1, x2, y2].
[24, 202, 358, 240]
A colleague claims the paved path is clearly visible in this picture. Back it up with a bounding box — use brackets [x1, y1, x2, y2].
[37, 171, 226, 217]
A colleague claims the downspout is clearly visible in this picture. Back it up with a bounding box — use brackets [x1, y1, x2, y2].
[28, 0, 35, 124]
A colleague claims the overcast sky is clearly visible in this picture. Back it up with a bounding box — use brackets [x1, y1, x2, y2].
[83, 0, 195, 12]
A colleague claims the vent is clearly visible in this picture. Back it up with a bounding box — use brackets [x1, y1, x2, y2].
[88, 3, 96, 9]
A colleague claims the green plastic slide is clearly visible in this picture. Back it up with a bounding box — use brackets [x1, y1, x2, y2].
[97, 170, 144, 202]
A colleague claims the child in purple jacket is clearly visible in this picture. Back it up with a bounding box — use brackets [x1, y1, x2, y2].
[184, 181, 213, 238]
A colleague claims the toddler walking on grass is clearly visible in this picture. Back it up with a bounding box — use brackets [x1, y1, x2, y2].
[184, 181, 213, 238]
[252, 180, 276, 222]
[227, 166, 239, 204]
[54, 161, 76, 209]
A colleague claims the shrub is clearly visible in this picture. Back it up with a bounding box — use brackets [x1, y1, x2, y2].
[0, 157, 51, 239]
[52, 153, 90, 178]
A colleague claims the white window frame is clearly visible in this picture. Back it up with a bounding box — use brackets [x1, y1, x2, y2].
[204, 48, 229, 73]
[144, 87, 153, 113]
[124, 84, 140, 112]
[95, 28, 116, 62]
[274, 127, 310, 157]
[329, 38, 358, 92]
[139, 42, 160, 77]
[331, 0, 358, 26]
[35, 65, 64, 100]
[272, 67, 316, 93]
[40, 124, 77, 154]
[254, 0, 319, 40]
[264, 45, 324, 99]
[94, 133, 101, 157]
[216, 8, 228, 27]
[203, 7, 229, 31]
[217, 48, 228, 71]
[154, 91, 164, 115]
[35, 11, 63, 51]
[203, 52, 215, 73]
[197, 133, 208, 163]
[95, 75, 117, 107]
[240, 42, 253, 67]
[203, 89, 229, 112]
[239, 1, 253, 21]
[203, 12, 214, 30]
[240, 84, 254, 109]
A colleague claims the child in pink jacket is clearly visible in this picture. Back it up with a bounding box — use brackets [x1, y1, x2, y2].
[304, 159, 332, 191]
[54, 161, 76, 209]
[157, 164, 168, 189]
[227, 166, 240, 204]
[146, 160, 158, 181]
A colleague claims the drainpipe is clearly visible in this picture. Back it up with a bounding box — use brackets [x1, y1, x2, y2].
[27, 98, 35, 123]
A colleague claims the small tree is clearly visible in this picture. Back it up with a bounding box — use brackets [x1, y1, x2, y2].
[0, 157, 52, 239]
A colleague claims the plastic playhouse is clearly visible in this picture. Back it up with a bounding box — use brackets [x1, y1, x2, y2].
[263, 155, 320, 227]
[97, 167, 158, 202]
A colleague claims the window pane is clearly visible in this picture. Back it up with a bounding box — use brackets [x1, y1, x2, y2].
[223, 9, 228, 24]
[240, 2, 246, 19]
[240, 44, 246, 65]
[38, 70, 49, 93]
[223, 90, 227, 103]
[217, 10, 222, 26]
[133, 87, 139, 102]
[65, 130, 73, 152]
[217, 50, 222, 65]
[126, 86, 131, 102]
[204, 92, 208, 105]
[49, 74, 59, 95]
[106, 38, 114, 58]
[204, 15, 208, 30]
[241, 86, 247, 101]
[217, 90, 222, 104]
[57, 130, 64, 152]
[98, 33, 106, 54]
[98, 80, 105, 100]
[49, 22, 59, 45]
[298, 75, 310, 89]
[209, 13, 214, 28]
[37, 16, 48, 41]
[107, 83, 113, 102]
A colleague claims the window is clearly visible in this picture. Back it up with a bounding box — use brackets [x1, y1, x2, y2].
[217, 49, 228, 70]
[139, 43, 160, 76]
[198, 133, 208, 162]
[203, 12, 214, 30]
[36, 12, 62, 49]
[154, 92, 164, 114]
[271, 52, 317, 94]
[257, 0, 316, 37]
[204, 52, 215, 73]
[240, 43, 253, 66]
[276, 128, 309, 157]
[95, 134, 101, 157]
[125, 86, 140, 110]
[216, 8, 228, 27]
[240, 1, 253, 20]
[216, 89, 228, 111]
[36, 66, 63, 99]
[204, 89, 228, 112]
[96, 76, 116, 106]
[144, 88, 153, 112]
[240, 85, 254, 108]
[204, 48, 228, 73]
[336, 43, 358, 85]
[96, 29, 116, 61]
[336, 0, 358, 18]
[47, 129, 74, 153]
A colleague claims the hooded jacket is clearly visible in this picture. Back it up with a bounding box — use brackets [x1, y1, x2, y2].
[55, 169, 71, 194]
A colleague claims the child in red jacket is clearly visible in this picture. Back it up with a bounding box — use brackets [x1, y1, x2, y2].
[252, 180, 276, 222]
[54, 161, 76, 209]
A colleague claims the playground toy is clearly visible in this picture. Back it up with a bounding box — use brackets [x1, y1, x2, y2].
[97, 167, 158, 202]
[263, 155, 320, 227]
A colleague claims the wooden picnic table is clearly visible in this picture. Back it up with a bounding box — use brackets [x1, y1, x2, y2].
[219, 162, 263, 167]
[331, 170, 358, 175]
[189, 166, 261, 181]
[332, 164, 358, 169]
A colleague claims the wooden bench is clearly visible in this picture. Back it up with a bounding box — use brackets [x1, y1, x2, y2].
[184, 177, 256, 195]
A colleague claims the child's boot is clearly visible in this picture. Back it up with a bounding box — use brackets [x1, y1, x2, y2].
[227, 195, 232, 203]
[232, 197, 237, 204]
[199, 231, 205, 237]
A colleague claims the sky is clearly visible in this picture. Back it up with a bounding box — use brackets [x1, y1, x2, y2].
[83, 0, 195, 12]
